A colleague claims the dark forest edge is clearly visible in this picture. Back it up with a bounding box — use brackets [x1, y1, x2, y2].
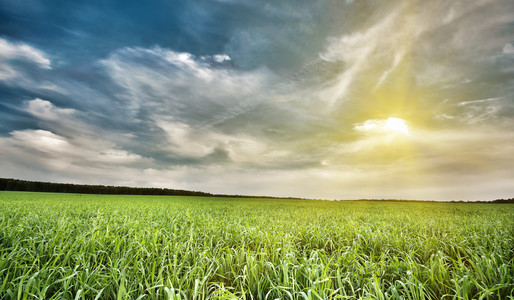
[1, 178, 513, 203]
[0, 178, 295, 200]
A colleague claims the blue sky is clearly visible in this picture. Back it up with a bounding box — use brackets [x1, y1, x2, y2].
[1, 0, 514, 200]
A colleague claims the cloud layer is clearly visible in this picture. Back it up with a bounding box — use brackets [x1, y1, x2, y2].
[1, 0, 513, 200]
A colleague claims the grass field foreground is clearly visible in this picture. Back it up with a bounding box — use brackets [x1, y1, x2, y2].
[0, 191, 513, 299]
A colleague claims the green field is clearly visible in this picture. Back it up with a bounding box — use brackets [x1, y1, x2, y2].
[1, 192, 513, 299]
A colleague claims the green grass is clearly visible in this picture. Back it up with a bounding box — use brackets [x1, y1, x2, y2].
[0, 191, 513, 299]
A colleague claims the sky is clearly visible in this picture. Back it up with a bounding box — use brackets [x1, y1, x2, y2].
[1, 0, 513, 201]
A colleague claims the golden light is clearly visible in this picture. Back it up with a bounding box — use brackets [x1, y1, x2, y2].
[354, 117, 411, 137]
[384, 117, 409, 136]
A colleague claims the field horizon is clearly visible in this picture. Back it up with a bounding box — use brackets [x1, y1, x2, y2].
[2, 178, 513, 203]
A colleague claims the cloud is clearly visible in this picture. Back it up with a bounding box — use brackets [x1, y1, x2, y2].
[503, 43, 514, 54]
[10, 129, 70, 154]
[354, 118, 407, 134]
[95, 45, 307, 167]
[101, 46, 273, 125]
[213, 54, 230, 63]
[0, 38, 51, 69]
[315, 3, 409, 106]
[21, 98, 99, 141]
[1, 99, 152, 180]
[156, 120, 220, 158]
[435, 97, 513, 125]
[0, 37, 51, 80]
[25, 98, 75, 121]
[0, 129, 148, 174]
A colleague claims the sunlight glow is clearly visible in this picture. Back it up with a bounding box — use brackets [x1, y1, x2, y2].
[385, 117, 409, 135]
[354, 117, 410, 137]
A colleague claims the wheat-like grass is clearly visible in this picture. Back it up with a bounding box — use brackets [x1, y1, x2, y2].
[0, 192, 513, 299]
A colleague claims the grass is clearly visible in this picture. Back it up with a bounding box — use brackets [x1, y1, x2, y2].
[0, 191, 513, 299]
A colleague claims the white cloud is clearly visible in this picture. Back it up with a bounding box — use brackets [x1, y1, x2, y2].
[452, 97, 507, 124]
[502, 43, 514, 54]
[156, 118, 287, 164]
[373, 50, 405, 91]
[0, 38, 51, 80]
[316, 5, 411, 106]
[0, 38, 51, 68]
[102, 46, 273, 124]
[98, 46, 294, 166]
[156, 120, 216, 158]
[213, 54, 231, 62]
[457, 97, 503, 107]
[10, 129, 71, 154]
[26, 98, 75, 121]
[2, 98, 149, 177]
[0, 129, 147, 173]
[354, 119, 386, 132]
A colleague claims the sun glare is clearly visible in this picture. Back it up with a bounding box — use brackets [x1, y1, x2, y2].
[385, 117, 409, 135]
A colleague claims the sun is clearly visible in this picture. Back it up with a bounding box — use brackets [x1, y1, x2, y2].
[384, 117, 409, 135]
[354, 117, 411, 137]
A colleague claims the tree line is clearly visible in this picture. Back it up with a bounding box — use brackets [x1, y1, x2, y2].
[0, 178, 294, 199]
[0, 178, 213, 196]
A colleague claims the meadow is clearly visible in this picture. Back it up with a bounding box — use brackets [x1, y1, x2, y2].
[0, 191, 513, 299]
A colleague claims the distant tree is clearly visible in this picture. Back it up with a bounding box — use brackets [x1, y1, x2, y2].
[0, 178, 216, 197]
